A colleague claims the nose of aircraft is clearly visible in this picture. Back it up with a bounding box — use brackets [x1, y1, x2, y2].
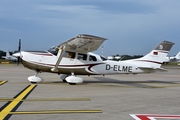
[12, 52, 21, 57]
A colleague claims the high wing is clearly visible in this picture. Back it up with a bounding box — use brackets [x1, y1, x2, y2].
[51, 34, 107, 72]
[57, 34, 107, 53]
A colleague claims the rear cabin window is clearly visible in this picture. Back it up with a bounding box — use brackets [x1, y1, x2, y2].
[89, 55, 97, 61]
[77, 53, 87, 60]
[100, 56, 107, 61]
[63, 51, 76, 59]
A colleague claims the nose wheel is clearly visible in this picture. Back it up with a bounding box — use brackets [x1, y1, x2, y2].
[28, 71, 43, 83]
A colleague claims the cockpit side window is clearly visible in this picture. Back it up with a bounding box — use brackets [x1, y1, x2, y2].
[63, 51, 76, 59]
[100, 56, 107, 61]
[89, 55, 97, 61]
[78, 53, 87, 60]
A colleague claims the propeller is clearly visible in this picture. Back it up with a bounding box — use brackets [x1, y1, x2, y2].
[17, 38, 21, 65]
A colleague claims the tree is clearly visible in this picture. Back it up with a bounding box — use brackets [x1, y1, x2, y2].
[0, 50, 6, 58]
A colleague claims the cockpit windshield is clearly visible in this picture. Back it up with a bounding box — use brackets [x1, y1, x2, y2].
[47, 46, 58, 56]
[100, 56, 107, 61]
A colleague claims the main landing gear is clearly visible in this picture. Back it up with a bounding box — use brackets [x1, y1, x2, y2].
[28, 71, 83, 85]
[60, 73, 83, 85]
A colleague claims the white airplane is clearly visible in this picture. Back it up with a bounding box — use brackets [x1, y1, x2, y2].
[13, 34, 174, 85]
[163, 51, 180, 64]
[2, 50, 18, 61]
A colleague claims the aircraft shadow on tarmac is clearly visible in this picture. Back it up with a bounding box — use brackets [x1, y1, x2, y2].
[83, 77, 180, 88]
[39, 77, 180, 88]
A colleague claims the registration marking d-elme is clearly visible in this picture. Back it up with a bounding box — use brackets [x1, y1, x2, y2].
[0, 84, 36, 120]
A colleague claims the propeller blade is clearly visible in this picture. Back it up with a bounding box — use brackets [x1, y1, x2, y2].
[18, 38, 21, 52]
[17, 57, 20, 65]
[17, 38, 21, 65]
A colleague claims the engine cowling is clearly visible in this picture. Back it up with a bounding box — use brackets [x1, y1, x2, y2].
[65, 76, 83, 84]
[28, 76, 43, 83]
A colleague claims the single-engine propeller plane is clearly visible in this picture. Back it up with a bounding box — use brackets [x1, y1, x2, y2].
[13, 34, 174, 85]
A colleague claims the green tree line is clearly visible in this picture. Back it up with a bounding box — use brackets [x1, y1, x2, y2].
[111, 54, 143, 61]
[0, 50, 6, 58]
[121, 55, 143, 60]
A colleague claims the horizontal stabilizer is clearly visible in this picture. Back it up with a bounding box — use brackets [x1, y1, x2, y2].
[156, 68, 167, 71]
[138, 67, 167, 71]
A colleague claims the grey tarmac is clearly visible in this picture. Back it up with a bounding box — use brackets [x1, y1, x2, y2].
[0, 64, 180, 120]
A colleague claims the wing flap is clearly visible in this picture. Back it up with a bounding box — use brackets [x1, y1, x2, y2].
[58, 34, 107, 53]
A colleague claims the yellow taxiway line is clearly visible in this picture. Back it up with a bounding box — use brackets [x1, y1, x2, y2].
[9, 110, 102, 114]
[0, 84, 36, 120]
[0, 80, 7, 85]
[0, 98, 90, 102]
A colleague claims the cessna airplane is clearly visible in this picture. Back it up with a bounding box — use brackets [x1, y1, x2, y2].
[13, 34, 174, 85]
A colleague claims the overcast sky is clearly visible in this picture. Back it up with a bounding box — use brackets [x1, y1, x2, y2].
[0, 0, 180, 56]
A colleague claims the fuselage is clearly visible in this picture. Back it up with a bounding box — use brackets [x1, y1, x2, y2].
[11, 36, 174, 84]
[20, 50, 152, 75]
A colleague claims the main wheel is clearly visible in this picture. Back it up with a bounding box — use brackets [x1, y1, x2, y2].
[31, 82, 37, 84]
[63, 80, 67, 82]
[69, 83, 76, 85]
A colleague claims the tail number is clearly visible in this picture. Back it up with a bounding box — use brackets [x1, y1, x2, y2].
[106, 64, 132, 72]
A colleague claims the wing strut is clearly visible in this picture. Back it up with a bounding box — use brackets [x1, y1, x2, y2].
[51, 45, 66, 72]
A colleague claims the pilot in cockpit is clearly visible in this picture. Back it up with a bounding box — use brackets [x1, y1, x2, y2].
[67, 52, 75, 58]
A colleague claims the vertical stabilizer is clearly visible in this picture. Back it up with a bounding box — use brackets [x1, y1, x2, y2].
[127, 41, 174, 68]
